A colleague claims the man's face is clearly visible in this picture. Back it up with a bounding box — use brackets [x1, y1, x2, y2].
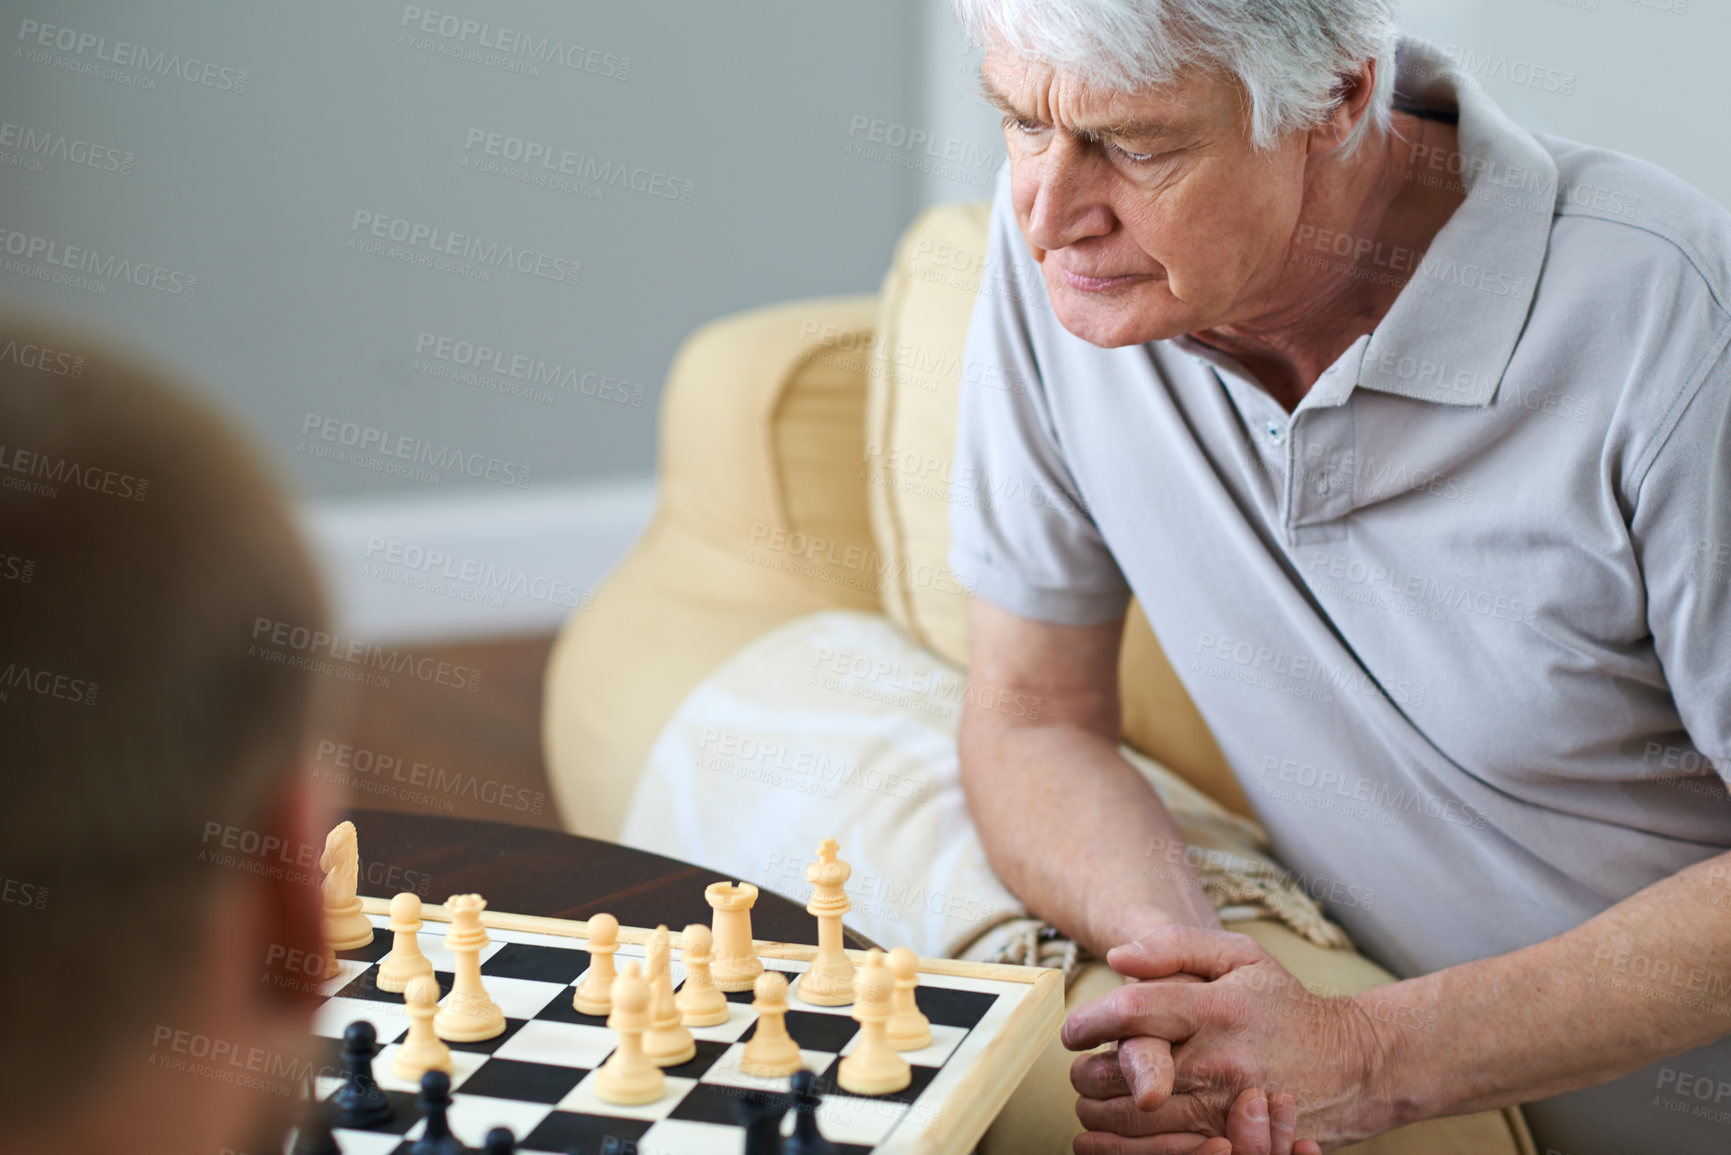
[983, 48, 1313, 347]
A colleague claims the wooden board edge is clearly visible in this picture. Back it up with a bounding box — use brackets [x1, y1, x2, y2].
[357, 898, 1052, 985]
[913, 966, 1066, 1155]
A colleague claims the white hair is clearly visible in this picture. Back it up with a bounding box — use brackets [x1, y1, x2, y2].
[952, 0, 1399, 156]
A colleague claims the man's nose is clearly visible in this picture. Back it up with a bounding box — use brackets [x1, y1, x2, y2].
[1018, 137, 1113, 252]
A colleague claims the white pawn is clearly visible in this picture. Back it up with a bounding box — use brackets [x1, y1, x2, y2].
[595, 962, 665, 1105]
[885, 946, 931, 1051]
[392, 974, 453, 1081]
[573, 912, 619, 1016]
[376, 892, 435, 994]
[739, 970, 802, 1078]
[674, 923, 730, 1027]
[434, 893, 505, 1042]
[642, 926, 696, 1067]
[837, 949, 910, 1095]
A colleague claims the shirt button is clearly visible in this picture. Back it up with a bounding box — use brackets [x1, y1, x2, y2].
[1264, 420, 1288, 446]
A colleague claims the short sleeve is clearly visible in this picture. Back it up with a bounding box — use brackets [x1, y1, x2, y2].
[946, 167, 1132, 626]
[1632, 332, 1731, 781]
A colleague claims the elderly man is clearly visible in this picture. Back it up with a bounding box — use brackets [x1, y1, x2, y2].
[946, 1, 1731, 1153]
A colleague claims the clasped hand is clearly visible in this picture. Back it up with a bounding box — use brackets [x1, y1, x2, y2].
[1061, 925, 1385, 1154]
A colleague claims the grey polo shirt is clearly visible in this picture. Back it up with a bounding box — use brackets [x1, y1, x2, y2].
[949, 39, 1731, 1154]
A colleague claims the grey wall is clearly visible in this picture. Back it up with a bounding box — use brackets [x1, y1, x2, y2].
[1395, 0, 1729, 209]
[7, 1, 1724, 504]
[0, 0, 923, 499]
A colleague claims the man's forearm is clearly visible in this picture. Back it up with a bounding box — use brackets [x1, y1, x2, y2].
[960, 715, 1221, 956]
[1360, 851, 1731, 1132]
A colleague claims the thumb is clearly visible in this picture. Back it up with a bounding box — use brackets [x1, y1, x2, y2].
[1106, 926, 1262, 980]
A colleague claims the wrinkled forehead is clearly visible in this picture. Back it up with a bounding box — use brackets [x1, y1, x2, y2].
[979, 45, 1240, 138]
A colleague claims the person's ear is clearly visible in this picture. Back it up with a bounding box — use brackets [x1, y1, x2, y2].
[1307, 58, 1380, 155]
[251, 767, 335, 1016]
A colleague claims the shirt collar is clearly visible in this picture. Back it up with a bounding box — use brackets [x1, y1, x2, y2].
[1353, 37, 1556, 407]
[1172, 38, 1557, 410]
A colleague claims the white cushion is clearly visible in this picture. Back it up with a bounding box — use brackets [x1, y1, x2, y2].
[620, 609, 1344, 958]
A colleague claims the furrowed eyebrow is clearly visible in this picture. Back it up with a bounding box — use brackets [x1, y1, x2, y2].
[977, 72, 1179, 141]
[976, 74, 1024, 118]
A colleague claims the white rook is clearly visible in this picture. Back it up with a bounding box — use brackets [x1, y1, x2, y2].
[705, 880, 763, 992]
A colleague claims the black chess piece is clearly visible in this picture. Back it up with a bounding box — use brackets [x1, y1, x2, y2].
[332, 1020, 394, 1129]
[409, 1069, 464, 1155]
[483, 1125, 517, 1153]
[289, 1073, 341, 1155]
[597, 1136, 639, 1155]
[732, 1087, 789, 1155]
[784, 1069, 839, 1155]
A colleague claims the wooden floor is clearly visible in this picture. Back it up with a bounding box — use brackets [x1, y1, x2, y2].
[310, 633, 564, 832]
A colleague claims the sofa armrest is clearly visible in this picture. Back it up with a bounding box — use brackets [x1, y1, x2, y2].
[542, 296, 883, 838]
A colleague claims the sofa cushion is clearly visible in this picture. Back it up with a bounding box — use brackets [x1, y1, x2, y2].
[543, 296, 884, 838]
[867, 203, 1250, 816]
[620, 609, 1338, 959]
[865, 201, 991, 668]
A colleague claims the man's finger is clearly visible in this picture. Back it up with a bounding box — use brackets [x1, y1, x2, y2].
[1223, 1087, 1270, 1155]
[1118, 1035, 1176, 1110]
[1062, 981, 1204, 1051]
[1105, 925, 1265, 981]
[1074, 1129, 1219, 1155]
[1075, 1091, 1221, 1138]
[1075, 1093, 1163, 1138]
[1071, 1049, 1133, 1099]
[1074, 1132, 1211, 1155]
[1270, 1091, 1297, 1155]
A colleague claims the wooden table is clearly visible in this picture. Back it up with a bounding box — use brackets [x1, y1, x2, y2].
[346, 807, 880, 950]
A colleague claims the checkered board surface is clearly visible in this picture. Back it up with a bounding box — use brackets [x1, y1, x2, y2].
[303, 912, 1046, 1155]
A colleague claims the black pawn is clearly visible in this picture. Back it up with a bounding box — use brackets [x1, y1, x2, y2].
[733, 1088, 788, 1155]
[290, 1073, 341, 1155]
[409, 1069, 463, 1155]
[784, 1070, 838, 1155]
[598, 1136, 638, 1155]
[332, 1020, 394, 1129]
[484, 1126, 516, 1153]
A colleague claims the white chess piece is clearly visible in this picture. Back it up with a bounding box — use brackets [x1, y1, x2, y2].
[674, 923, 730, 1027]
[320, 821, 374, 952]
[595, 962, 666, 1105]
[739, 970, 802, 1078]
[885, 946, 931, 1051]
[392, 974, 453, 1081]
[794, 839, 855, 1006]
[642, 926, 696, 1067]
[433, 893, 505, 1042]
[573, 912, 619, 1016]
[706, 881, 763, 992]
[376, 892, 435, 994]
[837, 949, 910, 1095]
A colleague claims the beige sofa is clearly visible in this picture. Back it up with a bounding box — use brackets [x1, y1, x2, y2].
[541, 202, 1535, 1154]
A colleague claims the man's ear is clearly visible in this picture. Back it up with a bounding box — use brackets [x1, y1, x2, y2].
[1308, 58, 1380, 155]
[251, 767, 336, 1015]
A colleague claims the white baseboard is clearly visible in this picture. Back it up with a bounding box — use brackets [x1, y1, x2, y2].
[298, 475, 657, 644]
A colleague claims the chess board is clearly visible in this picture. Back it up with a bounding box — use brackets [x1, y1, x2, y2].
[303, 899, 1064, 1155]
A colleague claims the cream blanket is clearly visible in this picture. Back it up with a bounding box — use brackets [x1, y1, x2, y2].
[621, 610, 1348, 961]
